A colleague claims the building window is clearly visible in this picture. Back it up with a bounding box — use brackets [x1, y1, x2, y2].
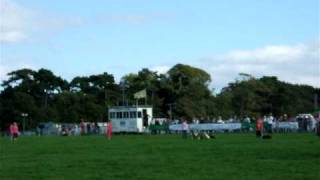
[117, 112, 122, 119]
[109, 112, 115, 118]
[124, 112, 129, 118]
[138, 111, 142, 118]
[130, 111, 136, 118]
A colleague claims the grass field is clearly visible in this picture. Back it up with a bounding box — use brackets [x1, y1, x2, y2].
[0, 133, 319, 180]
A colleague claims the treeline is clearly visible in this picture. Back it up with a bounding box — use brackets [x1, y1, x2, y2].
[0, 64, 319, 130]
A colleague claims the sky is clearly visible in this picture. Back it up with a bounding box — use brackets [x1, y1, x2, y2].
[0, 0, 319, 91]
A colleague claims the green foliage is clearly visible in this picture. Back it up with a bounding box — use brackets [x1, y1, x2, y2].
[0, 69, 120, 130]
[164, 64, 213, 120]
[218, 75, 319, 118]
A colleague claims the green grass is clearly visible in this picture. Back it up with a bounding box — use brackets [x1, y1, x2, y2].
[0, 134, 319, 180]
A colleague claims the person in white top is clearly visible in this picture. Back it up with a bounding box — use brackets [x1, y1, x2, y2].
[181, 119, 189, 139]
[267, 114, 274, 133]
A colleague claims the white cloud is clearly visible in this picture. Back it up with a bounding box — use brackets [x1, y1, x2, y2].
[198, 40, 320, 90]
[0, 0, 174, 43]
[0, 0, 31, 42]
[145, 40, 319, 91]
[150, 65, 171, 74]
[0, 0, 85, 43]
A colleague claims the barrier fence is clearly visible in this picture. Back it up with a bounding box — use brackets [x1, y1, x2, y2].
[2, 121, 309, 136]
[169, 122, 299, 132]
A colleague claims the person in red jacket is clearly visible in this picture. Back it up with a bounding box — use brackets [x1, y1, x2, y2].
[105, 121, 112, 140]
[256, 117, 263, 138]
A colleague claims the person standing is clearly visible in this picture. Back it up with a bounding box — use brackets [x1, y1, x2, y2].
[267, 114, 274, 134]
[94, 122, 100, 134]
[256, 117, 263, 138]
[10, 122, 19, 143]
[80, 120, 85, 135]
[106, 121, 112, 140]
[86, 123, 91, 135]
[181, 119, 189, 139]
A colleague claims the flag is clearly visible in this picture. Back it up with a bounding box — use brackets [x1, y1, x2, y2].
[134, 89, 147, 99]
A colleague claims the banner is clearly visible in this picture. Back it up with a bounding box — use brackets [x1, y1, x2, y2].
[277, 122, 299, 130]
[169, 123, 242, 131]
[169, 122, 299, 131]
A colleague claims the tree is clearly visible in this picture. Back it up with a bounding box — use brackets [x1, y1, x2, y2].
[166, 64, 213, 120]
